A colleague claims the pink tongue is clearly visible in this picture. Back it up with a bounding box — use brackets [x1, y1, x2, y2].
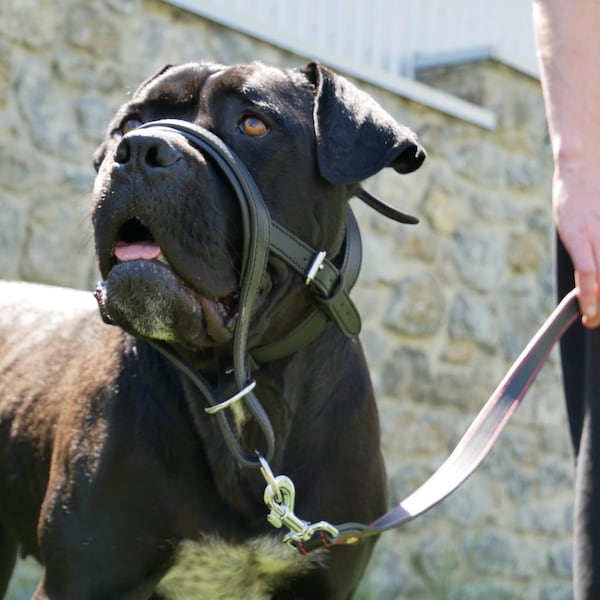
[114, 241, 162, 261]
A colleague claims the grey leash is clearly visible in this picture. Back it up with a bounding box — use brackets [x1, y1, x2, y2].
[264, 289, 580, 553]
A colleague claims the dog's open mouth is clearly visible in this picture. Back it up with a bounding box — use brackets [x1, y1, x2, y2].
[114, 218, 165, 262]
[100, 217, 240, 344]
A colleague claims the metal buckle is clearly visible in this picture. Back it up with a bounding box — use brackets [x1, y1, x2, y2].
[204, 380, 257, 414]
[257, 454, 339, 550]
[305, 250, 327, 285]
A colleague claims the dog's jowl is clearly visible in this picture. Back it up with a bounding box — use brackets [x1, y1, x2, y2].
[0, 61, 424, 599]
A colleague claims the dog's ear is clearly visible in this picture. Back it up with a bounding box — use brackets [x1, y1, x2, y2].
[302, 62, 425, 184]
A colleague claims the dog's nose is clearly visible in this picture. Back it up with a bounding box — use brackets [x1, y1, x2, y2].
[114, 133, 182, 173]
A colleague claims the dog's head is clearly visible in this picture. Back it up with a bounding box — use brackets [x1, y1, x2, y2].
[91, 61, 424, 360]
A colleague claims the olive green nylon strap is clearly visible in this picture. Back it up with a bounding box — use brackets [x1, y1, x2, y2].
[270, 212, 362, 337]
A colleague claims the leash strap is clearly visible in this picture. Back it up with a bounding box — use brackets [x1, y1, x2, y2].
[291, 289, 581, 553]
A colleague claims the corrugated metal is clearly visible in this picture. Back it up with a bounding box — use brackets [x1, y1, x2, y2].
[180, 0, 537, 78]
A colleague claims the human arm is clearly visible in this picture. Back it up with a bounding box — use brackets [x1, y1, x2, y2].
[533, 0, 600, 327]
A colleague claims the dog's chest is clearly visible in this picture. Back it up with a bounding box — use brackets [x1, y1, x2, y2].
[156, 535, 321, 599]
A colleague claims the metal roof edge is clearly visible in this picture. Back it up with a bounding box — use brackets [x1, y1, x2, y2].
[415, 46, 540, 80]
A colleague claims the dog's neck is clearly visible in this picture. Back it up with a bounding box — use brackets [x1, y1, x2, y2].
[141, 324, 350, 520]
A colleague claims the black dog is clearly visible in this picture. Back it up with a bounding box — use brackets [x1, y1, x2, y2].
[0, 61, 424, 599]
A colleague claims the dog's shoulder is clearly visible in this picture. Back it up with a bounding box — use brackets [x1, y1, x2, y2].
[0, 280, 126, 403]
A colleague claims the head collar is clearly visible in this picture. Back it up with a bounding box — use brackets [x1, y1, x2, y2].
[129, 119, 415, 468]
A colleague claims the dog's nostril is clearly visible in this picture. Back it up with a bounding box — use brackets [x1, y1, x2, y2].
[114, 135, 182, 171]
[145, 145, 166, 168]
[142, 137, 181, 169]
[114, 138, 131, 164]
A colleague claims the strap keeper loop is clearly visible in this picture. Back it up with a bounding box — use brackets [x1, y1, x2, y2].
[205, 380, 257, 414]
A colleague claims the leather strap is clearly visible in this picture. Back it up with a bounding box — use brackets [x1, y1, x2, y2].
[291, 289, 581, 553]
[269, 214, 361, 337]
[355, 186, 419, 224]
[251, 210, 363, 364]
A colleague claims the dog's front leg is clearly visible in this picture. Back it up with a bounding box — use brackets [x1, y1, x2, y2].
[31, 503, 175, 600]
[0, 527, 17, 598]
[33, 460, 177, 600]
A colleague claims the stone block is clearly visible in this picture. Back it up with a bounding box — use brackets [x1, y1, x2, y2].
[448, 291, 498, 351]
[0, 197, 27, 280]
[549, 541, 573, 578]
[380, 346, 432, 402]
[20, 195, 96, 289]
[385, 273, 446, 337]
[453, 227, 507, 292]
[66, 4, 119, 58]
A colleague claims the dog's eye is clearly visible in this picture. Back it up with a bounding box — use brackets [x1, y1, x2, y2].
[120, 118, 143, 135]
[238, 115, 268, 137]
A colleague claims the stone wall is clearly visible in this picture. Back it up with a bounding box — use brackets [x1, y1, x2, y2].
[1, 1, 572, 599]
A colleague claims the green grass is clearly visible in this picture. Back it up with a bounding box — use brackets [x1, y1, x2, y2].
[5, 558, 40, 600]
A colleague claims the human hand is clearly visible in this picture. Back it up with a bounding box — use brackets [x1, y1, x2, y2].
[553, 159, 600, 328]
